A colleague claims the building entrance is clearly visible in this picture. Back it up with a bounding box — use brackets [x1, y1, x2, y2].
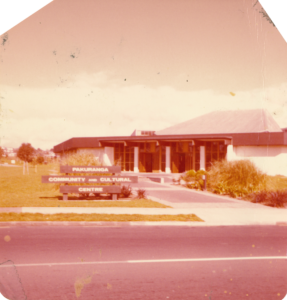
[145, 153, 153, 172]
[178, 153, 185, 173]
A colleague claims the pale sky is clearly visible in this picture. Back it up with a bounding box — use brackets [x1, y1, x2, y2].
[1, 0, 287, 150]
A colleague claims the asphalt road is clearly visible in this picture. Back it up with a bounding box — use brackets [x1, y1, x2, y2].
[0, 225, 287, 300]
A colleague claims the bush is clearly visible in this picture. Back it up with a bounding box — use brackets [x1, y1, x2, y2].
[208, 160, 266, 197]
[120, 185, 132, 198]
[248, 190, 269, 204]
[136, 189, 147, 199]
[265, 190, 287, 208]
[248, 189, 287, 208]
[181, 169, 207, 190]
[60, 151, 101, 167]
[172, 177, 181, 185]
[36, 156, 45, 164]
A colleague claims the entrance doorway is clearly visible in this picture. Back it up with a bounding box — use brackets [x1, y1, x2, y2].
[178, 153, 185, 173]
[145, 153, 153, 172]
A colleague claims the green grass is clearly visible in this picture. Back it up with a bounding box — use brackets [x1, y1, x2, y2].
[0, 165, 170, 208]
[266, 175, 287, 191]
[0, 213, 203, 222]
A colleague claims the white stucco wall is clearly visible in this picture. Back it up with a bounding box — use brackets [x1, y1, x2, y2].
[227, 145, 287, 176]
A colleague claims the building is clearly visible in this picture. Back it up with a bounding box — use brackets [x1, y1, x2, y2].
[53, 109, 287, 176]
[2, 147, 17, 157]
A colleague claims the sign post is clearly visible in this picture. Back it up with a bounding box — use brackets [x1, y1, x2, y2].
[42, 165, 138, 201]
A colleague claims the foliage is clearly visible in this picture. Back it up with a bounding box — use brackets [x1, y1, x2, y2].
[136, 188, 147, 199]
[36, 156, 45, 164]
[17, 143, 35, 162]
[248, 189, 287, 208]
[265, 175, 287, 191]
[208, 160, 266, 197]
[120, 185, 132, 198]
[246, 190, 268, 203]
[266, 190, 287, 208]
[172, 177, 181, 185]
[0, 147, 4, 159]
[181, 169, 207, 191]
[60, 151, 101, 167]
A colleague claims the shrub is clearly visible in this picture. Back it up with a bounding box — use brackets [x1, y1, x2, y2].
[172, 177, 181, 185]
[60, 151, 101, 167]
[136, 189, 147, 199]
[182, 169, 207, 190]
[36, 156, 45, 164]
[120, 185, 132, 198]
[248, 190, 269, 204]
[208, 160, 266, 197]
[265, 190, 287, 208]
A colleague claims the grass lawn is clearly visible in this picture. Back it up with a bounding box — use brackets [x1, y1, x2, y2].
[266, 175, 287, 191]
[0, 213, 203, 222]
[0, 164, 170, 208]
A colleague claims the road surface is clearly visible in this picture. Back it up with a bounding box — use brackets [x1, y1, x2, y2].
[0, 225, 287, 300]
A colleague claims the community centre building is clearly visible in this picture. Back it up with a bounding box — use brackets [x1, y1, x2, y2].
[53, 109, 287, 176]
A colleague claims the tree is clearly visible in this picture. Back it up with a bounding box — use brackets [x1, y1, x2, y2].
[36, 156, 45, 164]
[17, 143, 35, 175]
[17, 143, 35, 162]
[0, 147, 4, 159]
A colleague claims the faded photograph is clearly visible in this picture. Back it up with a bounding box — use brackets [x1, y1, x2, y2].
[1, 0, 287, 299]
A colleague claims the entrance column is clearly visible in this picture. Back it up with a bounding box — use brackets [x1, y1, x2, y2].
[134, 147, 139, 173]
[165, 146, 171, 173]
[200, 146, 205, 170]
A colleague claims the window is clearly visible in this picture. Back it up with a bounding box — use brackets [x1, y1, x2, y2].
[125, 146, 134, 171]
[114, 143, 124, 170]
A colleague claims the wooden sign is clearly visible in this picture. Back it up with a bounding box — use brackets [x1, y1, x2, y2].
[60, 165, 121, 173]
[42, 165, 137, 200]
[60, 185, 121, 194]
[42, 175, 138, 183]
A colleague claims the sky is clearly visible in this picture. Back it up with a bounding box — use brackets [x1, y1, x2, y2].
[0, 0, 287, 150]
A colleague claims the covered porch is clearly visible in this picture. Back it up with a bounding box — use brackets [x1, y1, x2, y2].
[100, 139, 229, 174]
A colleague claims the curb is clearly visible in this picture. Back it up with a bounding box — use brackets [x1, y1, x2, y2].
[0, 221, 286, 227]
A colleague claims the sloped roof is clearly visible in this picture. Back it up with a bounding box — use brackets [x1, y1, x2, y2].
[156, 109, 282, 135]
